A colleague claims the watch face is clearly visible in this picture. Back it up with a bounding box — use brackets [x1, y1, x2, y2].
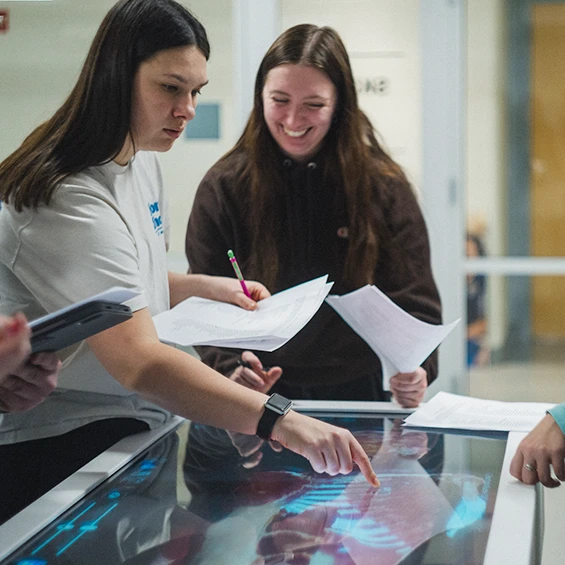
[267, 393, 293, 415]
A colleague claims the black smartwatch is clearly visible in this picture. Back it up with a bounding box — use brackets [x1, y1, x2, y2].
[256, 393, 293, 440]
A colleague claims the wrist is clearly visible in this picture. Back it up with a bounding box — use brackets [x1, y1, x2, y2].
[270, 409, 294, 442]
[181, 273, 214, 301]
[256, 393, 293, 440]
[190, 274, 210, 297]
[547, 404, 565, 436]
[169, 272, 212, 306]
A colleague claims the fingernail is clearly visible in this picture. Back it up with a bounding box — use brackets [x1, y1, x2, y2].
[6, 318, 23, 336]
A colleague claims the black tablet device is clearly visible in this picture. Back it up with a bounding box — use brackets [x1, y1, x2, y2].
[30, 300, 133, 353]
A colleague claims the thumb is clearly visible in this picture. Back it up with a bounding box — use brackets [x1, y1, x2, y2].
[267, 367, 283, 382]
[233, 294, 258, 310]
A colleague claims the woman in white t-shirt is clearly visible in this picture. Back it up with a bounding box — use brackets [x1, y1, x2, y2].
[0, 0, 378, 523]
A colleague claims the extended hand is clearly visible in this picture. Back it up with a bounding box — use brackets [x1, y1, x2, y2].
[381, 418, 429, 459]
[510, 414, 565, 488]
[389, 367, 427, 408]
[272, 411, 380, 487]
[226, 431, 268, 469]
[251, 505, 340, 565]
[229, 352, 283, 394]
[0, 351, 61, 412]
[0, 313, 31, 378]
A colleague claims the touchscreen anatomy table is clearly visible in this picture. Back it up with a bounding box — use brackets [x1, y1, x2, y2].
[0, 402, 542, 565]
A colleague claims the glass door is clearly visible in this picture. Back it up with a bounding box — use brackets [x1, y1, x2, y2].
[465, 0, 565, 405]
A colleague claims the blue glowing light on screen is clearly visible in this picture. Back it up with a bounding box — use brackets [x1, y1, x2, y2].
[279, 474, 411, 554]
[23, 456, 166, 561]
[446, 474, 491, 537]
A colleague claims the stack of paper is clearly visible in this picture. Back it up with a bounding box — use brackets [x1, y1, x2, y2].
[403, 391, 554, 433]
[325, 285, 459, 386]
[154, 275, 333, 351]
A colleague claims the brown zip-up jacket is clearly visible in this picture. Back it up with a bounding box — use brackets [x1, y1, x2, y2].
[185, 149, 442, 398]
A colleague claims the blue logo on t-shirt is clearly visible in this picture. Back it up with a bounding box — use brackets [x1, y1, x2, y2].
[148, 201, 163, 236]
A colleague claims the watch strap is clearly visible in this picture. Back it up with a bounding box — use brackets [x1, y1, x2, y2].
[256, 404, 281, 440]
[256, 393, 292, 440]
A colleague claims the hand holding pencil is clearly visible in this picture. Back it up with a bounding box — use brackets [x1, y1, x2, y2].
[193, 252, 270, 310]
[228, 249, 251, 298]
[226, 249, 272, 306]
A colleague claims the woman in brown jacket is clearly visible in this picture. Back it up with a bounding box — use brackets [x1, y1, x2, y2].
[186, 24, 442, 407]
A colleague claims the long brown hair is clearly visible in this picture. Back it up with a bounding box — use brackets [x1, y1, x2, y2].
[222, 24, 408, 290]
[0, 0, 209, 212]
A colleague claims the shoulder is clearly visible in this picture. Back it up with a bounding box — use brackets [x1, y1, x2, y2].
[54, 167, 120, 213]
[200, 150, 249, 189]
[0, 167, 121, 248]
[193, 150, 250, 213]
[39, 161, 148, 229]
[64, 153, 162, 200]
[190, 152, 250, 227]
[382, 174, 422, 212]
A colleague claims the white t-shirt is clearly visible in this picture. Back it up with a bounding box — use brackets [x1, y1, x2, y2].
[0, 151, 173, 443]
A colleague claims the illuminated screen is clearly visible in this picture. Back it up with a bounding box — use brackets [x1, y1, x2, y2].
[2, 414, 505, 565]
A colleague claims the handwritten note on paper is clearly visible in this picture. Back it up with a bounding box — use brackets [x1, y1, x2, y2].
[153, 276, 333, 351]
[325, 285, 459, 387]
[403, 391, 555, 433]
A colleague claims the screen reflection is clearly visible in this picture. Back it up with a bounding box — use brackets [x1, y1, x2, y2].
[5, 415, 503, 565]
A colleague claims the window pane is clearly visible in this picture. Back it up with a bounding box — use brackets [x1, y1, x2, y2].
[467, 1, 565, 259]
[468, 274, 565, 403]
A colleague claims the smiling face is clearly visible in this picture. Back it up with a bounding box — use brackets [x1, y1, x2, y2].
[116, 45, 208, 164]
[262, 64, 337, 163]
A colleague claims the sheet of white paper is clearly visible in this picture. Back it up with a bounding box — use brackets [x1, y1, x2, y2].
[29, 286, 139, 329]
[325, 285, 459, 389]
[403, 391, 554, 433]
[153, 276, 333, 351]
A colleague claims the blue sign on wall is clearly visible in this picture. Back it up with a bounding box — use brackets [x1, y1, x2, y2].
[185, 103, 220, 140]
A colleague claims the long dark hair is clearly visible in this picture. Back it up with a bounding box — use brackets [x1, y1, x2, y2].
[0, 0, 209, 211]
[223, 24, 408, 289]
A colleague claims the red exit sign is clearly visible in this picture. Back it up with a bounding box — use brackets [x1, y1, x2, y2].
[0, 10, 9, 33]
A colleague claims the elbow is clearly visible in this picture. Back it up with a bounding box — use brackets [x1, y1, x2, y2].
[110, 355, 163, 395]
[91, 341, 165, 396]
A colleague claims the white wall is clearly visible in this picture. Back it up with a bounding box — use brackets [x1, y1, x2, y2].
[281, 0, 423, 192]
[161, 0, 234, 270]
[0, 1, 115, 159]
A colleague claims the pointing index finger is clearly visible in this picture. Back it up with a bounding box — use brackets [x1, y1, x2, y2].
[351, 441, 380, 487]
